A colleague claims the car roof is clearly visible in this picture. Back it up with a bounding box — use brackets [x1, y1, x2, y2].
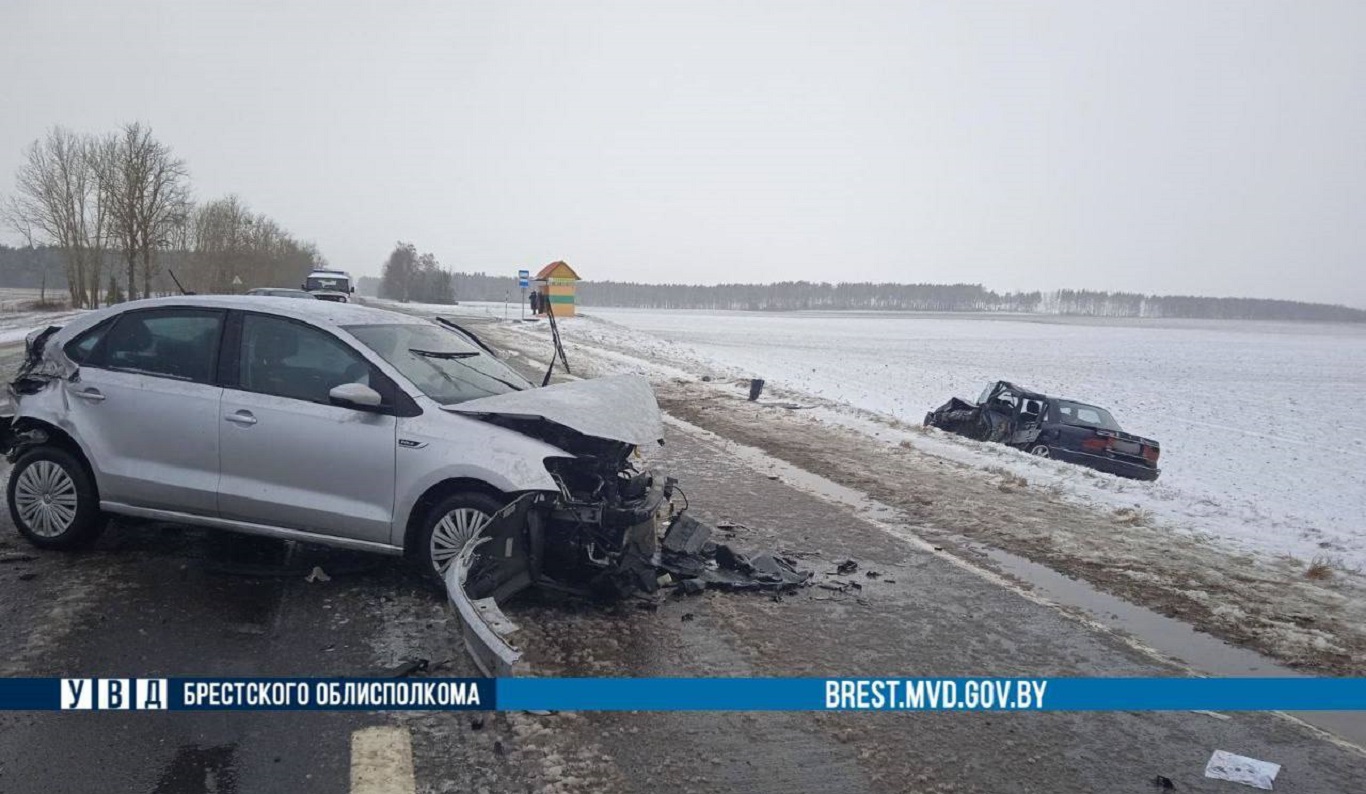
[70, 294, 421, 332]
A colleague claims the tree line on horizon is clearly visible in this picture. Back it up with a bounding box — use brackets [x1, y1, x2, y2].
[436, 272, 1366, 322]
[1, 124, 324, 308]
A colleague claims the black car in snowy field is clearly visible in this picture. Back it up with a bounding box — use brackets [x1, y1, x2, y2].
[924, 381, 1161, 481]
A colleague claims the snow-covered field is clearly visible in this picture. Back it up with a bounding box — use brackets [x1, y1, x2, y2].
[558, 307, 1366, 570]
[0, 289, 82, 345]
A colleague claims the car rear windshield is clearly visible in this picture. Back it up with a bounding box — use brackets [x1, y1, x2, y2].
[1054, 400, 1120, 431]
[345, 323, 533, 404]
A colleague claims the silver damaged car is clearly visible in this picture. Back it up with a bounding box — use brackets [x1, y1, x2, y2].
[0, 296, 671, 672]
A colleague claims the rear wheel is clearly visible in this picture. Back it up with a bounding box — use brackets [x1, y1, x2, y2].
[1029, 444, 1051, 458]
[415, 491, 501, 587]
[7, 446, 104, 550]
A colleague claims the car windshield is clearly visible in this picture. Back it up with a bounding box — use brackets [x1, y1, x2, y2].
[305, 275, 350, 291]
[1054, 400, 1121, 431]
[345, 322, 533, 404]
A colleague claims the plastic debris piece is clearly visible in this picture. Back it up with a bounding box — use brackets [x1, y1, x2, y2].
[662, 514, 712, 555]
[1204, 750, 1280, 790]
[383, 658, 429, 678]
[304, 566, 331, 583]
[1151, 775, 1175, 790]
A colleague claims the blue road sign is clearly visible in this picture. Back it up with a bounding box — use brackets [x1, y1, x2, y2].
[518, 269, 530, 289]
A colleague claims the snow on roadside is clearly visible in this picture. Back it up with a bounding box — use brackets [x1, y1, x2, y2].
[504, 308, 1366, 572]
[0, 308, 86, 345]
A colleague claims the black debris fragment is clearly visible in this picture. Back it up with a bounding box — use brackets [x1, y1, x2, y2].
[383, 658, 429, 678]
[662, 514, 711, 555]
[866, 571, 880, 579]
[657, 514, 812, 594]
[470, 715, 486, 731]
[681, 613, 696, 622]
[1150, 775, 1175, 790]
[835, 559, 858, 575]
[0, 553, 38, 564]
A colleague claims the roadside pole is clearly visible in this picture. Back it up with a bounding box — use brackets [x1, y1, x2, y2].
[518, 269, 530, 320]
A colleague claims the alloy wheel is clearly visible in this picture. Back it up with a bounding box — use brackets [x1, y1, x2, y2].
[14, 460, 79, 538]
[429, 507, 492, 575]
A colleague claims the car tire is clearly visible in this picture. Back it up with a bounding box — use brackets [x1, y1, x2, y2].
[7, 446, 104, 550]
[415, 491, 503, 587]
[1029, 444, 1051, 458]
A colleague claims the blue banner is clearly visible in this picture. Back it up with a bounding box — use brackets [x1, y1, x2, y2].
[0, 677, 1363, 712]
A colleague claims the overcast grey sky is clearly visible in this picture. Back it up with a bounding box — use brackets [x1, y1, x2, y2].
[2, 1, 1363, 305]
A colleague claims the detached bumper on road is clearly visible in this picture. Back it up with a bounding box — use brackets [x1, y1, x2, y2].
[444, 536, 526, 678]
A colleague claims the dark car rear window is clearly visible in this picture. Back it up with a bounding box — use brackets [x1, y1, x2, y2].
[1054, 400, 1120, 431]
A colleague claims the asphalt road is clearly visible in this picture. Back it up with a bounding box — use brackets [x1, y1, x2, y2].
[0, 327, 1364, 792]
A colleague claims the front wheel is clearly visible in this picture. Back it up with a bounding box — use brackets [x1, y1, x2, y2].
[7, 446, 104, 550]
[415, 491, 501, 587]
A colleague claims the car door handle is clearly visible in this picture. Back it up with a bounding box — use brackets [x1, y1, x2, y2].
[224, 411, 257, 426]
[72, 388, 105, 402]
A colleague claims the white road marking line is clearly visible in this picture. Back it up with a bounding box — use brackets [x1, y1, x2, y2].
[350, 725, 416, 794]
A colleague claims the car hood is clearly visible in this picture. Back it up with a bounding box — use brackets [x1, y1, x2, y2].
[442, 374, 664, 446]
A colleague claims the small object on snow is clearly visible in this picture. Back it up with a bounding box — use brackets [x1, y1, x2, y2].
[681, 613, 696, 622]
[470, 715, 486, 731]
[866, 571, 880, 579]
[1191, 710, 1231, 721]
[835, 559, 858, 575]
[0, 553, 38, 564]
[766, 474, 780, 481]
[494, 740, 505, 756]
[1151, 774, 1175, 789]
[748, 378, 765, 401]
[304, 566, 331, 583]
[701, 375, 713, 382]
[679, 579, 705, 596]
[1204, 750, 1280, 790]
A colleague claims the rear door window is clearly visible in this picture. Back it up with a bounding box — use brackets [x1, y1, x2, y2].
[63, 319, 114, 364]
[93, 309, 224, 383]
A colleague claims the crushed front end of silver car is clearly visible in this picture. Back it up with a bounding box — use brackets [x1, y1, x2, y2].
[441, 375, 678, 676]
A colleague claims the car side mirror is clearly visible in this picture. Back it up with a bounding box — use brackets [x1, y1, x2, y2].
[329, 382, 382, 410]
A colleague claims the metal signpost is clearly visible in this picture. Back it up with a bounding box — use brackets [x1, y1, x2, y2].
[518, 269, 530, 320]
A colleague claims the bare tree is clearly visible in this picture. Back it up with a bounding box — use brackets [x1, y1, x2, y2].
[94, 123, 189, 301]
[5, 127, 110, 308]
